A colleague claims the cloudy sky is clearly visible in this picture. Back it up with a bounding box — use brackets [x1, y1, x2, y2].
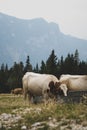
[0, 0, 87, 40]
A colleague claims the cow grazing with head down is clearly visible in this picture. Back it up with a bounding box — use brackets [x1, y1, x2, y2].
[11, 88, 23, 95]
[22, 72, 59, 103]
[58, 74, 87, 96]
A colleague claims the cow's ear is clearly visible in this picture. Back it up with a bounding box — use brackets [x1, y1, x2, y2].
[49, 81, 54, 89]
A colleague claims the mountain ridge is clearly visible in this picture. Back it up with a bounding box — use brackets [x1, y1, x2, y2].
[0, 13, 87, 67]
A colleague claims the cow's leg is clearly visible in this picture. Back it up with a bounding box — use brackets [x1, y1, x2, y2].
[27, 92, 34, 104]
[42, 89, 49, 105]
[23, 89, 28, 106]
[23, 88, 27, 100]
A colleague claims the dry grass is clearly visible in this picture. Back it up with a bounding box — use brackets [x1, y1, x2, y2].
[0, 94, 87, 129]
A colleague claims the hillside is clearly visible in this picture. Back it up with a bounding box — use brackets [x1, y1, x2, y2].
[0, 13, 87, 66]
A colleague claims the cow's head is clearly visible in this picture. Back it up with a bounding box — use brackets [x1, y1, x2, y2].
[49, 80, 68, 96]
[58, 83, 68, 96]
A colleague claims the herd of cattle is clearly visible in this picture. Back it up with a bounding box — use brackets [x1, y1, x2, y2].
[11, 72, 87, 103]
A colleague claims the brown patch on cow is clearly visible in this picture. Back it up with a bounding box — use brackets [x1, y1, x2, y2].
[47, 89, 50, 93]
[55, 82, 61, 87]
[54, 82, 62, 92]
[49, 81, 58, 96]
[49, 81, 55, 93]
[49, 81, 55, 88]
[54, 82, 64, 95]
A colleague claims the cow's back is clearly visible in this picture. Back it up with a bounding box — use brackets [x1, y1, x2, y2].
[69, 76, 87, 91]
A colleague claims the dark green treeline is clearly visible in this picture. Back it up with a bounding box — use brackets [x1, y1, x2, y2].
[0, 49, 87, 93]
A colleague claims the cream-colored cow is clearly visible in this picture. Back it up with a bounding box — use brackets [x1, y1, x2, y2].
[59, 74, 87, 96]
[22, 72, 59, 103]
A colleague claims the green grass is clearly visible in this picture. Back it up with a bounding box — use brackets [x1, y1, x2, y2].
[0, 94, 25, 114]
[0, 94, 87, 129]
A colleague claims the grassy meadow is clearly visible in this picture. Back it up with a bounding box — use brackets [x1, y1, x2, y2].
[0, 94, 87, 130]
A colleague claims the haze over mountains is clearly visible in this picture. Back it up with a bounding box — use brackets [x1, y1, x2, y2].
[0, 13, 87, 67]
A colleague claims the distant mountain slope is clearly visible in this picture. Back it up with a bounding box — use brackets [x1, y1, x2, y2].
[0, 13, 87, 66]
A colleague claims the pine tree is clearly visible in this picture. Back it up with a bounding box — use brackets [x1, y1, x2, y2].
[7, 62, 24, 90]
[73, 49, 79, 74]
[64, 53, 75, 74]
[58, 56, 64, 76]
[40, 60, 46, 73]
[46, 50, 58, 75]
[0, 63, 10, 93]
[74, 49, 79, 65]
[24, 56, 32, 73]
[34, 63, 39, 73]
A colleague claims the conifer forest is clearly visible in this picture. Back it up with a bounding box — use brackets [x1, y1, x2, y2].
[0, 49, 87, 93]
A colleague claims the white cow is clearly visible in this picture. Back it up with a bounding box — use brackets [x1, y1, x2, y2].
[22, 72, 59, 103]
[59, 74, 87, 96]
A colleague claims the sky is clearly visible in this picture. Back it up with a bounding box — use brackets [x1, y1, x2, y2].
[0, 0, 87, 40]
